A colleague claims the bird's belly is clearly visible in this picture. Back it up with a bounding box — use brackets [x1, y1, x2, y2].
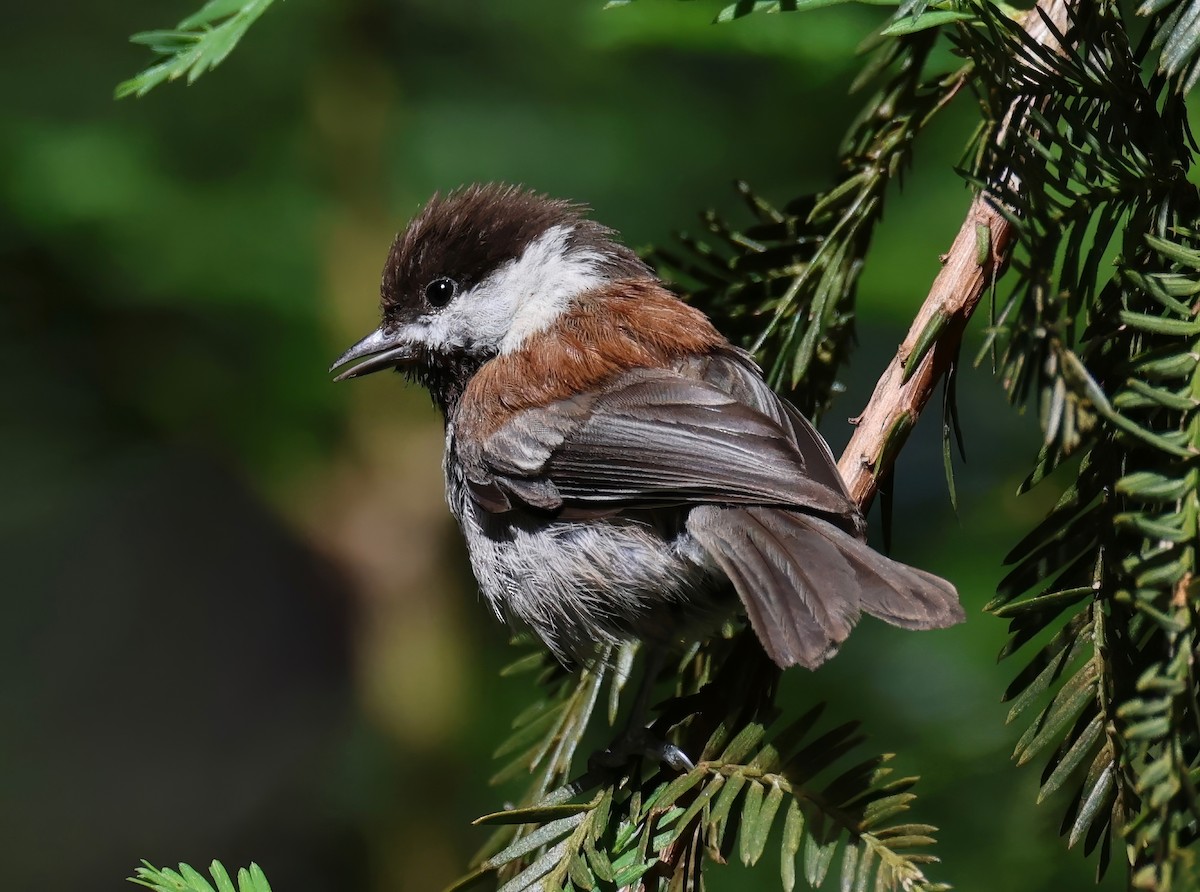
[457, 501, 722, 662]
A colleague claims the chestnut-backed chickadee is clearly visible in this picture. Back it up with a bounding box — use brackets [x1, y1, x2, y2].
[331, 184, 963, 669]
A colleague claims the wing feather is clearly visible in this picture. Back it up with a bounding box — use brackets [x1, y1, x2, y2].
[475, 367, 858, 522]
[674, 350, 851, 499]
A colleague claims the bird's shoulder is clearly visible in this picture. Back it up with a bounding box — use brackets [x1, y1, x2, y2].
[455, 278, 727, 442]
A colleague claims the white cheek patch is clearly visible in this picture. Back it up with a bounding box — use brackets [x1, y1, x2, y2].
[493, 224, 606, 353]
[414, 224, 607, 355]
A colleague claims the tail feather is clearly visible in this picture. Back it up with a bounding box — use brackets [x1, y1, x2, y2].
[801, 516, 963, 630]
[687, 506, 963, 670]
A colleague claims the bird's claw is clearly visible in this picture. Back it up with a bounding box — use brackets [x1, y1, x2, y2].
[591, 728, 693, 773]
[652, 741, 694, 772]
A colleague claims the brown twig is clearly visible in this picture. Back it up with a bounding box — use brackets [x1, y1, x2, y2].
[836, 0, 1076, 510]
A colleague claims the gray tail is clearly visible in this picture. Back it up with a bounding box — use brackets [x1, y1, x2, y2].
[686, 505, 964, 670]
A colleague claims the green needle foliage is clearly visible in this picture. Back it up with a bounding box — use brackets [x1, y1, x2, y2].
[649, 30, 966, 418]
[1141, 0, 1200, 94]
[115, 0, 282, 99]
[949, 4, 1200, 887]
[130, 860, 272, 892]
[455, 636, 945, 892]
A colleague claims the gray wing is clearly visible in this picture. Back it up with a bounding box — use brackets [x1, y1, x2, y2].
[472, 366, 859, 525]
[672, 349, 852, 506]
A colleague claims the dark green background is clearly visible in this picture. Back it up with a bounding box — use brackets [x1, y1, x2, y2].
[1, 1, 1122, 889]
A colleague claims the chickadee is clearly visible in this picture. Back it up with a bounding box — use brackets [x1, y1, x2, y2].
[331, 184, 963, 670]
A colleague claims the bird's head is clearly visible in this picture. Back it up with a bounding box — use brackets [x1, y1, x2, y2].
[329, 183, 650, 413]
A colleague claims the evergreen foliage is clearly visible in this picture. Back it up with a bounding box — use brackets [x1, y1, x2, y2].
[115, 0, 282, 98]
[960, 6, 1200, 888]
[131, 860, 273, 892]
[118, 0, 1200, 889]
[649, 31, 963, 418]
[451, 638, 946, 892]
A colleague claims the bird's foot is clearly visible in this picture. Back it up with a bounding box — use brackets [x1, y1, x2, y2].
[591, 727, 693, 773]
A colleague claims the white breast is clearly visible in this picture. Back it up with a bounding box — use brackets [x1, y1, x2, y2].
[442, 435, 720, 662]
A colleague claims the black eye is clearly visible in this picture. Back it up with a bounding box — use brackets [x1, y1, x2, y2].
[424, 277, 458, 307]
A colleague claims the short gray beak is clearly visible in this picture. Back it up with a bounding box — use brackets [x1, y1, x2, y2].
[329, 327, 418, 381]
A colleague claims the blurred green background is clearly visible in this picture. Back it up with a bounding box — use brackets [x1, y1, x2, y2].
[1, 1, 1124, 890]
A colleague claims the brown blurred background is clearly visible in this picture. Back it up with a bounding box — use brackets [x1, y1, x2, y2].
[1, 1, 1128, 889]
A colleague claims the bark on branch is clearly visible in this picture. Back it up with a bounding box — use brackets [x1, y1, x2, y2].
[836, 0, 1075, 510]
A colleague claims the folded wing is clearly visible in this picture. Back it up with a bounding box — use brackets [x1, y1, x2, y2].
[476, 366, 860, 525]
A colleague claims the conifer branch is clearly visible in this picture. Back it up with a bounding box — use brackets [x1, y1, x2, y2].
[836, 0, 1076, 509]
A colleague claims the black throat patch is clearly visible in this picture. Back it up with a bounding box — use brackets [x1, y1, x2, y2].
[402, 346, 495, 420]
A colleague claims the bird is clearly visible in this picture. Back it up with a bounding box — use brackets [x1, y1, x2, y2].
[330, 183, 964, 671]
